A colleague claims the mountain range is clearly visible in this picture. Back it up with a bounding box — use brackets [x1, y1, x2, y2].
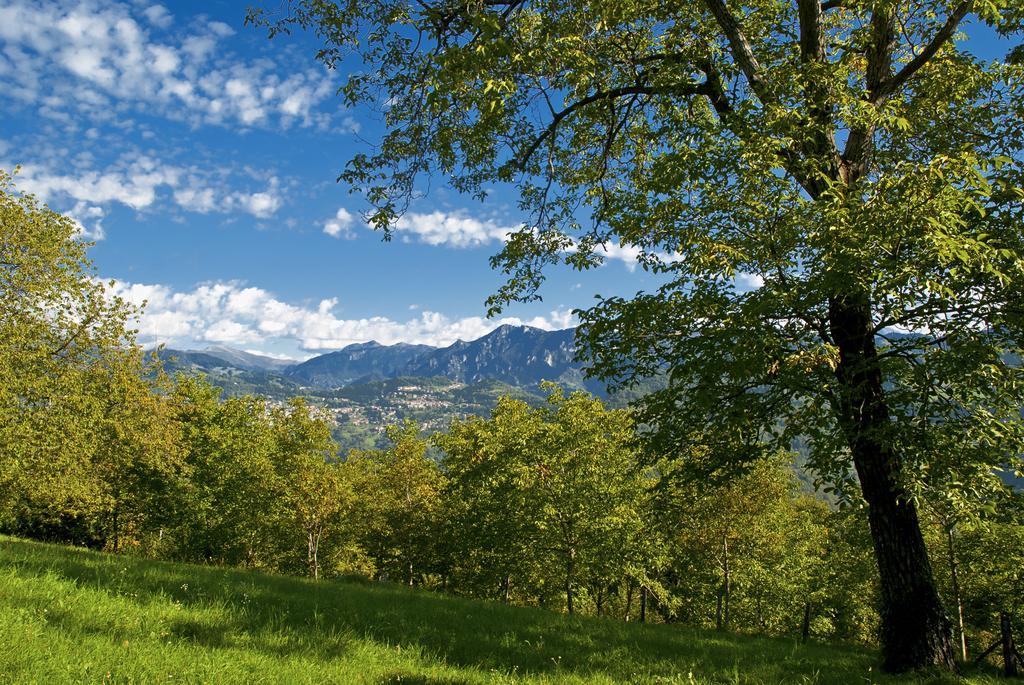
[156, 325, 644, 451]
[158, 324, 605, 395]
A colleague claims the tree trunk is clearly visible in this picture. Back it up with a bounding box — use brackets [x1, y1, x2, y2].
[501, 573, 511, 604]
[721, 534, 730, 630]
[640, 585, 647, 623]
[596, 586, 604, 616]
[111, 507, 120, 554]
[565, 550, 575, 615]
[624, 582, 634, 622]
[801, 602, 812, 643]
[1001, 612, 1018, 678]
[829, 293, 955, 673]
[307, 530, 316, 579]
[945, 524, 967, 662]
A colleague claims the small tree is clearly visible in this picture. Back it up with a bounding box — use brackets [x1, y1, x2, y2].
[346, 420, 444, 584]
[435, 400, 545, 600]
[657, 454, 827, 634]
[168, 378, 285, 568]
[436, 386, 655, 614]
[272, 398, 347, 579]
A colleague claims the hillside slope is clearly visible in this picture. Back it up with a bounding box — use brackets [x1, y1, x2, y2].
[0, 537, 992, 684]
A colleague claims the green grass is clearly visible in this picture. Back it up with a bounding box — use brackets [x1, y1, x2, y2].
[0, 536, 1003, 684]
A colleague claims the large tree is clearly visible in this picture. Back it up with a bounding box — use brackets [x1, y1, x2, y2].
[252, 0, 1024, 670]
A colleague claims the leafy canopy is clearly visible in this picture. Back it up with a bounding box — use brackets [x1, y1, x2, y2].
[250, 0, 1024, 501]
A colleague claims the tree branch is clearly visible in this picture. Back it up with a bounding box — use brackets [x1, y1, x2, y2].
[842, 7, 895, 180]
[873, 0, 974, 105]
[515, 81, 711, 170]
[701, 0, 770, 100]
[50, 312, 97, 359]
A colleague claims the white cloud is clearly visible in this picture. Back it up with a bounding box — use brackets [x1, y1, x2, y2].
[66, 201, 106, 240]
[0, 0, 337, 130]
[14, 156, 181, 210]
[389, 209, 645, 268]
[593, 241, 643, 272]
[109, 279, 577, 352]
[232, 189, 281, 219]
[323, 207, 355, 239]
[141, 5, 172, 29]
[8, 153, 284, 225]
[208, 21, 234, 38]
[173, 184, 217, 213]
[735, 272, 765, 291]
[392, 211, 516, 248]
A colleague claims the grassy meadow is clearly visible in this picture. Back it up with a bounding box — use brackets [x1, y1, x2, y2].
[0, 536, 1005, 684]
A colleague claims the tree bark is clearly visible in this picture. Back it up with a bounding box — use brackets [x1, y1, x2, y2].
[1001, 612, 1018, 677]
[945, 524, 967, 661]
[565, 550, 575, 614]
[640, 585, 648, 623]
[501, 573, 511, 604]
[307, 530, 316, 580]
[111, 507, 120, 554]
[802, 602, 812, 643]
[717, 534, 731, 631]
[829, 293, 956, 672]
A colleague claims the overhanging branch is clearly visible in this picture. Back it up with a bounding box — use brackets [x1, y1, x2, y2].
[515, 81, 712, 170]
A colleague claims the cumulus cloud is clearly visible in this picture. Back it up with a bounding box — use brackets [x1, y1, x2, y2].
[141, 4, 172, 29]
[9, 153, 284, 228]
[108, 279, 577, 352]
[735, 272, 765, 291]
[0, 0, 336, 130]
[66, 201, 106, 240]
[392, 211, 516, 248]
[323, 207, 356, 239]
[389, 210, 646, 268]
[15, 156, 181, 211]
[231, 188, 281, 219]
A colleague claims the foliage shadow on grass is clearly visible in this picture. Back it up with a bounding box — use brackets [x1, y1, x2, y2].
[0, 538, 923, 683]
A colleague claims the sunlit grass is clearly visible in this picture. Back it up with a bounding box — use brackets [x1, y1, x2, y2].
[0, 536, 1002, 684]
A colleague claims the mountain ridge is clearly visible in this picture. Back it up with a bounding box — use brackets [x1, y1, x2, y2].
[159, 325, 596, 392]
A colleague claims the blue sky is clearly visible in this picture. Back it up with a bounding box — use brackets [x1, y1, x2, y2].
[0, 0, 666, 358]
[1, 1, 1013, 359]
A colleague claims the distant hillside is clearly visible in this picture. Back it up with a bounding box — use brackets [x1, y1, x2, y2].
[286, 341, 435, 387]
[282, 324, 600, 392]
[200, 345, 295, 372]
[160, 325, 609, 395]
[156, 325, 665, 452]
[156, 349, 302, 399]
[403, 325, 600, 390]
